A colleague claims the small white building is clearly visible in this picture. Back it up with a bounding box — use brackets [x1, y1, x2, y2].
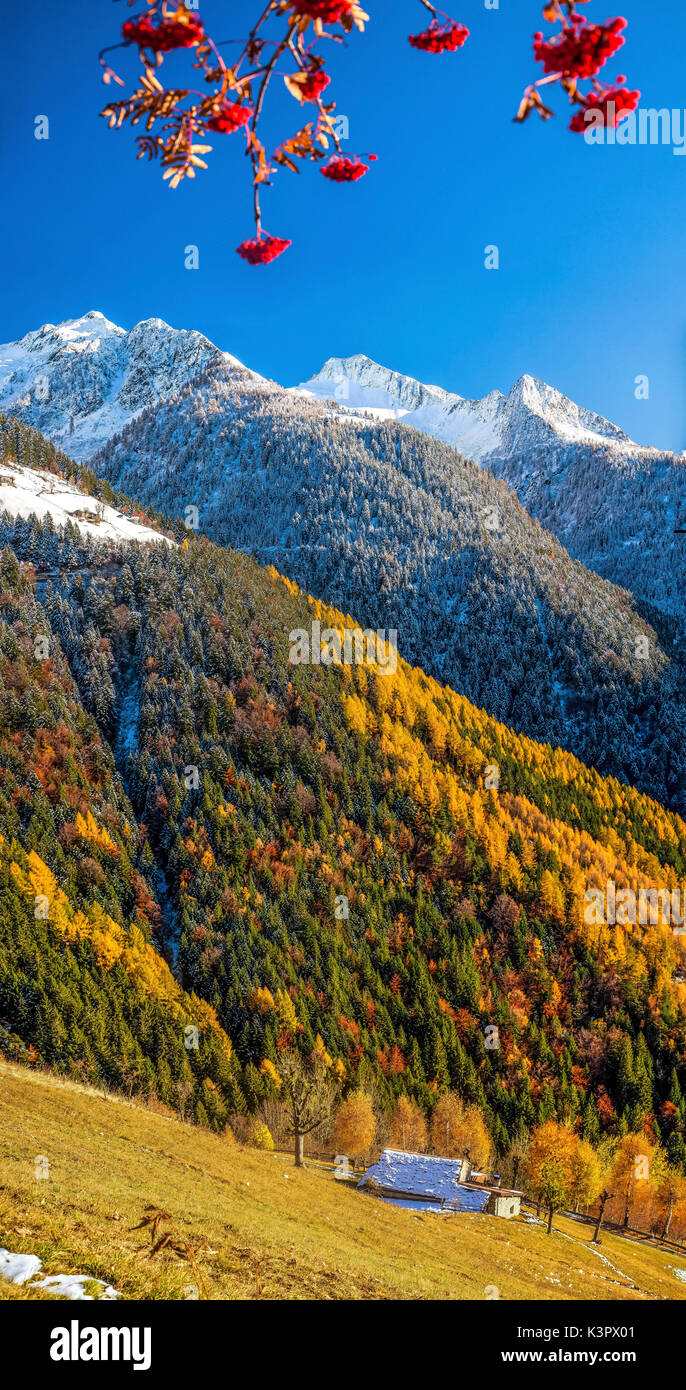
[486, 1189, 521, 1219]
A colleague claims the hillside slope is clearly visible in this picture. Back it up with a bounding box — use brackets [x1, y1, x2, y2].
[0, 533, 240, 1127]
[2, 317, 685, 808]
[2, 1062, 684, 1302]
[0, 461, 169, 549]
[2, 311, 684, 628]
[90, 370, 686, 810]
[2, 426, 686, 1160]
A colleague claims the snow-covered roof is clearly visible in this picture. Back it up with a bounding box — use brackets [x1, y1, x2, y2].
[359, 1148, 490, 1213]
[0, 463, 172, 548]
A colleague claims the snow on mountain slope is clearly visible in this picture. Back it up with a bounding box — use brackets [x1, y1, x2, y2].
[0, 311, 669, 473]
[296, 354, 686, 622]
[1, 314, 654, 473]
[2, 313, 684, 622]
[91, 362, 686, 808]
[296, 354, 649, 462]
[0, 463, 171, 547]
[0, 311, 252, 460]
[295, 354, 501, 459]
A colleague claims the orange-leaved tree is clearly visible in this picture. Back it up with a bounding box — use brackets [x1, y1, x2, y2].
[568, 1134, 605, 1214]
[523, 1121, 578, 1234]
[655, 1169, 686, 1243]
[389, 1095, 428, 1153]
[429, 1091, 491, 1169]
[333, 1090, 377, 1164]
[609, 1132, 657, 1231]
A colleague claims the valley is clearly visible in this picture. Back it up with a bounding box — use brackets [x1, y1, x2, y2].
[1, 415, 686, 1175]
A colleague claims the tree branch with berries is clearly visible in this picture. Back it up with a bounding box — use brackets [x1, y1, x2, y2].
[99, 1, 638, 265]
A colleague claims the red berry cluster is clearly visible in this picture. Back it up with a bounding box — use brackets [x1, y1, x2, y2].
[291, 0, 355, 21]
[408, 19, 470, 54]
[236, 235, 293, 265]
[121, 12, 204, 53]
[568, 80, 640, 131]
[206, 102, 253, 134]
[105, 0, 642, 268]
[533, 17, 627, 80]
[321, 154, 373, 181]
[298, 69, 332, 101]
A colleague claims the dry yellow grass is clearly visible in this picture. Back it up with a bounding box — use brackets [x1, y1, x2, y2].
[1, 1060, 686, 1302]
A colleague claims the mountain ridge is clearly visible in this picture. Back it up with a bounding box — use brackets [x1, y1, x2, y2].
[3, 311, 683, 624]
[297, 350, 686, 624]
[0, 310, 253, 459]
[1, 314, 684, 806]
[85, 361, 686, 809]
[297, 352, 638, 455]
[0, 311, 673, 467]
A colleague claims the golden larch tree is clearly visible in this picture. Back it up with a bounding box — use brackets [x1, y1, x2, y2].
[389, 1096, 427, 1153]
[524, 1122, 577, 1234]
[429, 1092, 491, 1169]
[333, 1091, 377, 1165]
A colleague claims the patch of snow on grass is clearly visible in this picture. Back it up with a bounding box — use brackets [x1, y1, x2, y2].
[0, 1247, 120, 1300]
[0, 1249, 42, 1284]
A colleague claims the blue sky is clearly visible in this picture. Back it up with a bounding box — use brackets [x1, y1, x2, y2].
[2, 0, 686, 449]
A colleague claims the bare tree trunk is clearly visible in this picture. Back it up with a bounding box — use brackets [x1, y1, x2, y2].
[547, 1203, 554, 1235]
[623, 1181, 632, 1229]
[663, 1198, 675, 1241]
[593, 1189, 612, 1245]
[294, 1132, 305, 1167]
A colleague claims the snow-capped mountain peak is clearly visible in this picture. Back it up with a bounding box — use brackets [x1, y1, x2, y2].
[15, 310, 125, 355]
[296, 355, 646, 462]
[0, 312, 250, 460]
[505, 372, 630, 446]
[0, 312, 662, 472]
[310, 353, 453, 411]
